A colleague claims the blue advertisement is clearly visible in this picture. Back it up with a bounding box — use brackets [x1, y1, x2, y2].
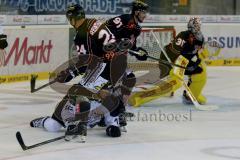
[0, 0, 133, 15]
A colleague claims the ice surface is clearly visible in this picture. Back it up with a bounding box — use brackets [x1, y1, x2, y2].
[0, 67, 240, 160]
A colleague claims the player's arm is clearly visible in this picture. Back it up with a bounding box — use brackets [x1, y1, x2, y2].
[56, 55, 90, 83]
[129, 31, 149, 61]
[130, 46, 149, 61]
[162, 31, 186, 65]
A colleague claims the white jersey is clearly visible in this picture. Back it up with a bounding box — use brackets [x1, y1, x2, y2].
[60, 98, 113, 128]
[79, 62, 109, 91]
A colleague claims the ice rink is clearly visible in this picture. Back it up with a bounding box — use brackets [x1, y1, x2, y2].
[0, 66, 240, 160]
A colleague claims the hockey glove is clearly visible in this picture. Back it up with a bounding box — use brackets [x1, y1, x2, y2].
[134, 47, 148, 61]
[106, 125, 121, 137]
[185, 58, 203, 75]
[0, 34, 8, 49]
[56, 67, 76, 83]
[185, 65, 203, 75]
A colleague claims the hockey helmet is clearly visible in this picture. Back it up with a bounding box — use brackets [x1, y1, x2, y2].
[66, 4, 85, 21]
[187, 17, 201, 34]
[132, 0, 149, 13]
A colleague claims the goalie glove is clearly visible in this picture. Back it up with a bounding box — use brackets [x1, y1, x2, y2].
[185, 56, 203, 75]
[133, 47, 148, 61]
[185, 65, 203, 75]
[0, 34, 8, 49]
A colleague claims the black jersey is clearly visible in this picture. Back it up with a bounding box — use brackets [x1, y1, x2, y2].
[74, 18, 97, 55]
[71, 18, 127, 85]
[74, 18, 121, 61]
[106, 14, 141, 50]
[164, 30, 204, 63]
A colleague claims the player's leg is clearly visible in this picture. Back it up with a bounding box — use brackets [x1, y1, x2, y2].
[30, 85, 90, 142]
[99, 92, 122, 137]
[121, 71, 137, 105]
[183, 61, 207, 104]
[30, 95, 68, 132]
[87, 94, 123, 137]
[118, 71, 136, 125]
[94, 71, 135, 130]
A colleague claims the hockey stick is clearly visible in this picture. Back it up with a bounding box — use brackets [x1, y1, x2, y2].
[128, 50, 187, 70]
[16, 131, 65, 151]
[30, 75, 57, 93]
[150, 31, 219, 111]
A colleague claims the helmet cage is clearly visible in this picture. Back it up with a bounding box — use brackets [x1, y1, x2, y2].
[188, 17, 201, 34]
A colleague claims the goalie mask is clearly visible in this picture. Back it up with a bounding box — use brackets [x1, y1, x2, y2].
[188, 17, 201, 35]
[66, 4, 85, 21]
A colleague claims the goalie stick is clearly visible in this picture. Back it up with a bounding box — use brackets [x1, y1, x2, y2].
[128, 50, 188, 70]
[16, 131, 65, 151]
[150, 31, 219, 111]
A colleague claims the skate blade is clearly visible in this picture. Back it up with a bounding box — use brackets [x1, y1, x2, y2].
[195, 104, 219, 111]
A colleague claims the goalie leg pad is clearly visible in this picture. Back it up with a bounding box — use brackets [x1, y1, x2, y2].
[128, 71, 182, 107]
[188, 61, 207, 104]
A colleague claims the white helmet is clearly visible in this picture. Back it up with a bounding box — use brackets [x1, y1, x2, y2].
[188, 17, 201, 34]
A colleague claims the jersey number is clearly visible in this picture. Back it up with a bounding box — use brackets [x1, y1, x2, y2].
[113, 17, 123, 28]
[98, 29, 116, 45]
[176, 38, 186, 47]
[76, 44, 87, 54]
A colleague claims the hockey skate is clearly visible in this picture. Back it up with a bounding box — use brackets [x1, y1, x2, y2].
[65, 121, 87, 143]
[30, 116, 49, 128]
[182, 90, 207, 105]
[96, 112, 128, 132]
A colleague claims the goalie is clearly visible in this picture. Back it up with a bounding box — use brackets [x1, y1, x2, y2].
[129, 17, 208, 107]
[166, 17, 207, 105]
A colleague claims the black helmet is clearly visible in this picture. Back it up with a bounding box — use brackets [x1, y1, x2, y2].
[66, 4, 85, 21]
[132, 1, 149, 13]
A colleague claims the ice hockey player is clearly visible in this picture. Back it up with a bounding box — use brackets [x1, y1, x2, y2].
[0, 26, 8, 50]
[105, 0, 149, 105]
[129, 17, 207, 106]
[88, 0, 150, 126]
[29, 3, 148, 141]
